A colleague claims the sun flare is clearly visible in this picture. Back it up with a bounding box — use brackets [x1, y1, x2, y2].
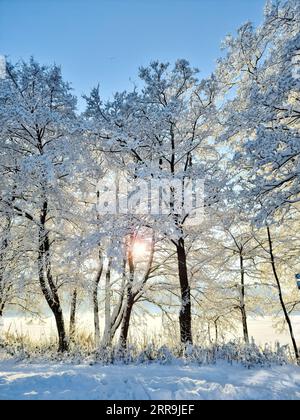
[132, 241, 148, 259]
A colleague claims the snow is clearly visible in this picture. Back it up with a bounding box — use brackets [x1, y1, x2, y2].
[0, 360, 299, 400]
[3, 315, 300, 347]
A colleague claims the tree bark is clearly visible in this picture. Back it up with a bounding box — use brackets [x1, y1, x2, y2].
[0, 309, 3, 345]
[101, 258, 126, 347]
[110, 303, 125, 343]
[93, 250, 103, 348]
[207, 322, 212, 344]
[119, 238, 135, 350]
[119, 296, 134, 350]
[267, 226, 299, 363]
[176, 238, 193, 345]
[239, 253, 249, 344]
[69, 288, 77, 342]
[0, 216, 11, 326]
[102, 258, 112, 347]
[0, 296, 5, 321]
[38, 200, 68, 353]
[214, 317, 219, 344]
[169, 120, 193, 346]
[119, 232, 155, 350]
[53, 306, 68, 353]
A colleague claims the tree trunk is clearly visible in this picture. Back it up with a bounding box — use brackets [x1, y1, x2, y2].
[93, 251, 103, 348]
[110, 303, 125, 342]
[0, 298, 4, 319]
[0, 280, 7, 344]
[0, 216, 11, 329]
[207, 322, 212, 344]
[119, 236, 135, 350]
[214, 318, 219, 344]
[267, 226, 299, 363]
[176, 238, 193, 345]
[239, 253, 249, 344]
[102, 258, 112, 347]
[101, 258, 126, 347]
[109, 259, 127, 342]
[118, 232, 155, 350]
[119, 296, 134, 350]
[38, 200, 68, 353]
[69, 288, 77, 342]
[53, 306, 68, 353]
[0, 309, 3, 345]
[170, 124, 192, 346]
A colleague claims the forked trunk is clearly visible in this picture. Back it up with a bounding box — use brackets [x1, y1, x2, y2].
[38, 200, 68, 353]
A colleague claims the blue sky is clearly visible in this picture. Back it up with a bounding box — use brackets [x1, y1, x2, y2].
[0, 0, 266, 110]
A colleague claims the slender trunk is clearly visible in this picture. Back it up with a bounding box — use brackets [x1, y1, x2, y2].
[103, 258, 126, 345]
[119, 295, 134, 350]
[111, 303, 126, 342]
[208, 322, 212, 344]
[170, 121, 192, 346]
[0, 272, 7, 342]
[119, 232, 155, 350]
[0, 309, 3, 344]
[69, 288, 77, 342]
[176, 238, 193, 345]
[102, 258, 112, 347]
[239, 253, 249, 344]
[214, 319, 219, 344]
[0, 300, 5, 342]
[93, 251, 103, 348]
[267, 226, 299, 363]
[38, 200, 68, 353]
[0, 217, 11, 326]
[119, 237, 135, 350]
[0, 296, 4, 319]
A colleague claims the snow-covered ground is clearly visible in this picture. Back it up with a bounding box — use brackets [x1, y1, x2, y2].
[0, 360, 299, 400]
[1, 314, 300, 400]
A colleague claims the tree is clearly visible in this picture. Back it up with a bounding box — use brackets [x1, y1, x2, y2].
[266, 225, 299, 362]
[0, 59, 78, 352]
[250, 219, 300, 363]
[215, 0, 300, 361]
[217, 211, 265, 345]
[217, 0, 300, 220]
[84, 60, 223, 345]
[118, 229, 155, 349]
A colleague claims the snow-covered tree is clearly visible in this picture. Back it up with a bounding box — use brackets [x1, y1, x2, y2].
[84, 60, 224, 345]
[217, 0, 300, 221]
[0, 58, 79, 351]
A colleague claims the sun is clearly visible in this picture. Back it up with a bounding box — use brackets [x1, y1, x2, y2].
[132, 240, 148, 259]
